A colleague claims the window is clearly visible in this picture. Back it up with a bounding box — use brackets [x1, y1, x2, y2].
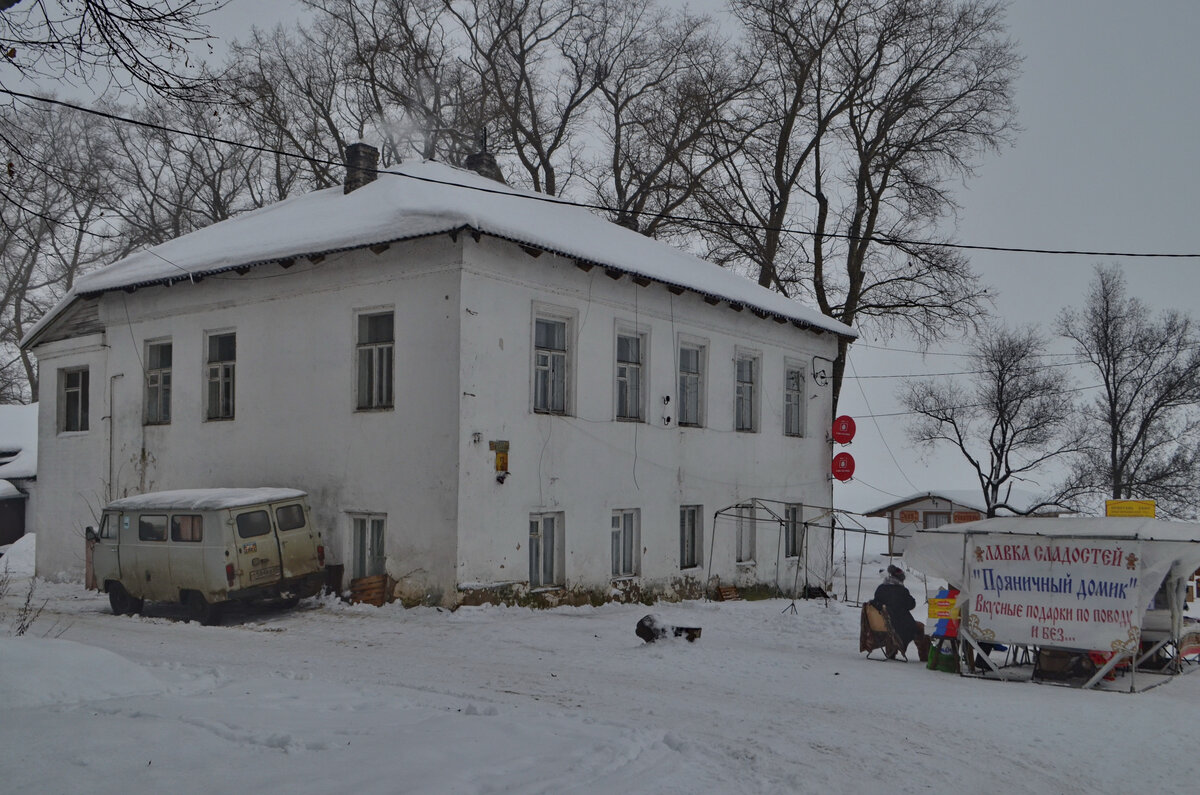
[615, 333, 644, 421]
[533, 316, 568, 414]
[735, 353, 758, 432]
[236, 510, 272, 538]
[680, 505, 702, 569]
[206, 332, 236, 420]
[356, 311, 394, 409]
[784, 365, 805, 437]
[352, 514, 386, 579]
[784, 504, 803, 558]
[59, 367, 89, 432]
[611, 509, 639, 577]
[171, 515, 203, 542]
[677, 343, 704, 427]
[275, 504, 306, 531]
[529, 512, 562, 588]
[736, 506, 755, 563]
[145, 341, 172, 425]
[924, 511, 951, 529]
[138, 514, 167, 542]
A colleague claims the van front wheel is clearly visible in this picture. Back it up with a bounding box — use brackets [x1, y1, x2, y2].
[186, 592, 223, 626]
[108, 583, 143, 616]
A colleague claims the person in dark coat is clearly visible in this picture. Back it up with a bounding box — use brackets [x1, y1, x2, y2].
[873, 564, 924, 653]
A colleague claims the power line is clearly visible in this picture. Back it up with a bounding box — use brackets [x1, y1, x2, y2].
[5, 88, 1200, 260]
[850, 381, 1105, 419]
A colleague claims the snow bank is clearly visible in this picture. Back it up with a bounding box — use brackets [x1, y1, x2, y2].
[0, 636, 165, 707]
[0, 533, 34, 577]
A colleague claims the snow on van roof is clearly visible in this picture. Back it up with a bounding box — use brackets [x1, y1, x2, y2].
[105, 488, 307, 511]
[23, 161, 855, 347]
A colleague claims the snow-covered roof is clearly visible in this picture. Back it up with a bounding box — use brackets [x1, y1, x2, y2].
[0, 480, 21, 500]
[24, 161, 855, 348]
[105, 488, 307, 512]
[0, 403, 37, 480]
[864, 489, 1058, 516]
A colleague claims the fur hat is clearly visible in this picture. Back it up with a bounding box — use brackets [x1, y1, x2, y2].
[887, 564, 905, 582]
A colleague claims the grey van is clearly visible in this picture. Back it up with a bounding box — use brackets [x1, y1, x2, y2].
[87, 488, 325, 624]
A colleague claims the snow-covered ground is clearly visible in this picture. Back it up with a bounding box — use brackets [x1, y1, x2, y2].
[2, 533, 1197, 794]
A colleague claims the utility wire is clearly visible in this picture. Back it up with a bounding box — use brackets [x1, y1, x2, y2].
[5, 88, 1200, 260]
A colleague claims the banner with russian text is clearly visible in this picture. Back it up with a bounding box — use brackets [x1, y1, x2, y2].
[966, 534, 1144, 653]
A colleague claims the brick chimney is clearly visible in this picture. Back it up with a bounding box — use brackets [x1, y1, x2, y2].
[464, 130, 506, 185]
[344, 142, 379, 194]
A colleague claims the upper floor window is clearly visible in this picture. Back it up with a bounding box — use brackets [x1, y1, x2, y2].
[678, 343, 704, 427]
[205, 332, 236, 420]
[735, 353, 758, 432]
[534, 316, 568, 414]
[59, 367, 89, 432]
[615, 333, 644, 421]
[145, 340, 172, 425]
[784, 364, 805, 437]
[357, 311, 395, 410]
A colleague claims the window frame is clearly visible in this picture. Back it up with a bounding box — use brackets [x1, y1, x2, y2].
[355, 309, 395, 411]
[784, 504, 803, 558]
[171, 514, 203, 543]
[734, 350, 760, 433]
[735, 506, 756, 564]
[205, 330, 236, 421]
[680, 505, 703, 570]
[145, 339, 172, 425]
[351, 513, 387, 580]
[59, 366, 90, 433]
[138, 514, 168, 542]
[529, 512, 564, 588]
[783, 361, 806, 437]
[676, 337, 706, 428]
[611, 508, 640, 578]
[614, 328, 647, 422]
[532, 306, 573, 415]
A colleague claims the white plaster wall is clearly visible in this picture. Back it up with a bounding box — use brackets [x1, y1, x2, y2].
[33, 237, 463, 601]
[454, 237, 839, 597]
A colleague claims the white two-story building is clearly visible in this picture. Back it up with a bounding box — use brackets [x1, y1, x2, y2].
[23, 146, 855, 606]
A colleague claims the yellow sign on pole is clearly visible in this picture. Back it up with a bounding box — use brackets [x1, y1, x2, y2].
[1105, 500, 1156, 518]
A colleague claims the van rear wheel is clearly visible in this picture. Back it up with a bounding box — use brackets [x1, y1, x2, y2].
[186, 592, 222, 626]
[108, 583, 142, 616]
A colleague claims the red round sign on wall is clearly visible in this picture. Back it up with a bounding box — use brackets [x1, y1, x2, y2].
[832, 452, 855, 482]
[831, 415, 856, 445]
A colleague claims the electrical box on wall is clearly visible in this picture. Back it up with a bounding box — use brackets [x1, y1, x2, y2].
[488, 440, 509, 472]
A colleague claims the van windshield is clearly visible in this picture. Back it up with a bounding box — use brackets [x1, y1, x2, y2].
[275, 504, 306, 532]
[236, 510, 272, 538]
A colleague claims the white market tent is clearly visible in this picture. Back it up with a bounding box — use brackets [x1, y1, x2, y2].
[905, 517, 1200, 690]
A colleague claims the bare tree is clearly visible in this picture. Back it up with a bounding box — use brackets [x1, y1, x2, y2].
[699, 0, 1018, 408]
[1058, 265, 1200, 518]
[901, 325, 1082, 516]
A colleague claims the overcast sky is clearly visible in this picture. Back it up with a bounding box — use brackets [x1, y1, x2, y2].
[207, 1, 1200, 518]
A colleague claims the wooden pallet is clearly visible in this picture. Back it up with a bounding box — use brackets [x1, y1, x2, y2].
[349, 574, 389, 606]
[716, 585, 741, 602]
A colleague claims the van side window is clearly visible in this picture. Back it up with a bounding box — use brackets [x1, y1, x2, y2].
[139, 515, 167, 542]
[236, 510, 272, 538]
[171, 514, 203, 542]
[275, 504, 306, 532]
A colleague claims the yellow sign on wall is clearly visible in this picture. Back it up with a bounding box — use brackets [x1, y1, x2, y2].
[1105, 500, 1156, 518]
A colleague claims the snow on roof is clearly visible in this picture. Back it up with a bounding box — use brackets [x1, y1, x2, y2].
[0, 403, 37, 480]
[105, 488, 307, 512]
[864, 489, 1056, 516]
[0, 480, 21, 500]
[24, 161, 854, 347]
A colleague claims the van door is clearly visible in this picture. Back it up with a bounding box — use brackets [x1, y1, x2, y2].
[231, 507, 283, 590]
[132, 512, 173, 601]
[271, 500, 320, 580]
[92, 512, 122, 586]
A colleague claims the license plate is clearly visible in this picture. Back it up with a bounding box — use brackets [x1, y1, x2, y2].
[249, 565, 280, 582]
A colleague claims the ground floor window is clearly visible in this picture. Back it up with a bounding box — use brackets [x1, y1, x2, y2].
[611, 509, 639, 577]
[736, 506, 755, 563]
[529, 513, 563, 588]
[784, 504, 803, 558]
[351, 514, 387, 579]
[680, 506, 702, 569]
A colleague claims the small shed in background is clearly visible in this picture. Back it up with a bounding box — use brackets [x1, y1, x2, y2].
[0, 403, 37, 549]
[866, 490, 1065, 556]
